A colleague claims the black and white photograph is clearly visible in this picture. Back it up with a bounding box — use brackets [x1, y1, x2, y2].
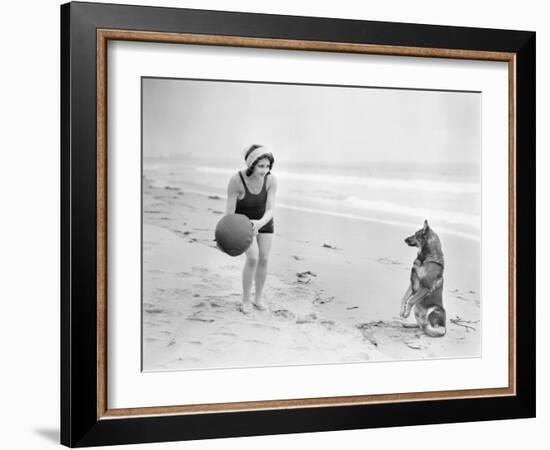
[141, 77, 482, 372]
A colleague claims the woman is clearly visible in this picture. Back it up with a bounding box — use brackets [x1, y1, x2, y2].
[225, 144, 278, 314]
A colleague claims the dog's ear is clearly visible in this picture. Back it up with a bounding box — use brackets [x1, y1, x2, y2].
[423, 219, 429, 231]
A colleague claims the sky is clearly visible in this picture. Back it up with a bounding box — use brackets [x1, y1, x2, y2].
[142, 77, 481, 166]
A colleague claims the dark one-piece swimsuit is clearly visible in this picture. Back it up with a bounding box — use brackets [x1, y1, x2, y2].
[235, 171, 274, 234]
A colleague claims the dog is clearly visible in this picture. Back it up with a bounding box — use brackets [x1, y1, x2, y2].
[400, 220, 447, 337]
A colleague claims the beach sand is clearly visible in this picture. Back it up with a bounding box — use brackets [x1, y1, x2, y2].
[142, 177, 481, 372]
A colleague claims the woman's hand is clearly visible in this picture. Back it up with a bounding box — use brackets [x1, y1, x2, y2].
[250, 220, 260, 235]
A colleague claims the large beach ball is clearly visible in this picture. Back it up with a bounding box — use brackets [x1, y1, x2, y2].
[215, 213, 254, 256]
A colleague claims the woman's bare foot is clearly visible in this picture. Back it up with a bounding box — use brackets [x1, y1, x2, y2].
[240, 299, 252, 314]
[253, 298, 269, 311]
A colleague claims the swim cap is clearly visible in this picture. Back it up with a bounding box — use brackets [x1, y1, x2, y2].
[244, 145, 272, 168]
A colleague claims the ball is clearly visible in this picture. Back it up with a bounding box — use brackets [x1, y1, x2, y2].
[214, 213, 254, 256]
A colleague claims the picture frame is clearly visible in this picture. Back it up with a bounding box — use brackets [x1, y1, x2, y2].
[60, 1, 536, 447]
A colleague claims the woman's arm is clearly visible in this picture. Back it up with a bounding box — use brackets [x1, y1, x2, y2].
[256, 175, 277, 228]
[225, 175, 239, 215]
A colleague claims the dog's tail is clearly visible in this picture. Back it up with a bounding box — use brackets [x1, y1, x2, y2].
[425, 306, 447, 337]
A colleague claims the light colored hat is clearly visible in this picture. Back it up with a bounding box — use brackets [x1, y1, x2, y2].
[243, 145, 272, 168]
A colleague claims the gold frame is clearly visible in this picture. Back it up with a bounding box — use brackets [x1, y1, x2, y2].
[96, 29, 516, 420]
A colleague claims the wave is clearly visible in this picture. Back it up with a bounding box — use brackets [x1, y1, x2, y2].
[158, 185, 480, 242]
[278, 203, 480, 242]
[344, 196, 480, 228]
[147, 175, 479, 232]
[193, 165, 479, 194]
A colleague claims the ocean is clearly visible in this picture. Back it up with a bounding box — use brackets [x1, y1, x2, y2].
[143, 156, 481, 241]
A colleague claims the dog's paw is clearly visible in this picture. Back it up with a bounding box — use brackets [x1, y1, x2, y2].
[400, 308, 411, 319]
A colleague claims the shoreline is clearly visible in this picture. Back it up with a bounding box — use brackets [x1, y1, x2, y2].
[150, 183, 481, 242]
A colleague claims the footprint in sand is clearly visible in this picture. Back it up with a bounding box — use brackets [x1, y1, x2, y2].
[186, 315, 215, 323]
[296, 313, 318, 324]
[272, 309, 296, 320]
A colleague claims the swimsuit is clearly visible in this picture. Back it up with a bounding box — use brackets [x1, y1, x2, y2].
[235, 171, 274, 234]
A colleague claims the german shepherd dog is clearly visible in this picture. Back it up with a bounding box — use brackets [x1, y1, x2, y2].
[400, 220, 447, 337]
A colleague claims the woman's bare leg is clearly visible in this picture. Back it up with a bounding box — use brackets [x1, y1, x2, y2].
[254, 233, 273, 310]
[241, 238, 259, 313]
